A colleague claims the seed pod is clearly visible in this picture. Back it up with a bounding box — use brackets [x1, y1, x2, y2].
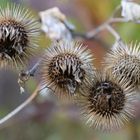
[0, 4, 40, 68]
[40, 41, 95, 99]
[105, 41, 140, 86]
[76, 71, 136, 131]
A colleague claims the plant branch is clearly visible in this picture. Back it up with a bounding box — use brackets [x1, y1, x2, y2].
[72, 5, 122, 40]
[106, 25, 121, 41]
[74, 15, 140, 41]
[26, 60, 41, 77]
[86, 23, 107, 39]
[0, 86, 40, 128]
[18, 60, 41, 93]
[73, 18, 123, 41]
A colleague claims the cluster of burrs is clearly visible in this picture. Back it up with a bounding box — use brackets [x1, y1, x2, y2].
[40, 40, 139, 132]
[0, 3, 139, 132]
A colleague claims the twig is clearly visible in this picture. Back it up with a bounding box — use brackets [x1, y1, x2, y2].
[72, 32, 109, 50]
[106, 25, 121, 41]
[67, 5, 130, 49]
[18, 60, 41, 93]
[84, 16, 140, 40]
[86, 23, 107, 39]
[85, 17, 126, 40]
[73, 16, 134, 41]
[0, 85, 40, 128]
[26, 60, 41, 77]
[83, 5, 122, 39]
[73, 18, 122, 41]
[110, 17, 129, 23]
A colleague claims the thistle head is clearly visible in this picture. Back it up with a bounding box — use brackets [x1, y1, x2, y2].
[76, 71, 136, 131]
[105, 41, 140, 86]
[40, 41, 95, 99]
[0, 3, 40, 69]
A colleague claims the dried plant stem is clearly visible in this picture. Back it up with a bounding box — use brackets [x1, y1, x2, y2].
[86, 23, 107, 39]
[85, 17, 126, 40]
[74, 21, 122, 41]
[26, 60, 41, 76]
[106, 25, 121, 40]
[18, 60, 41, 93]
[72, 18, 124, 41]
[110, 17, 129, 23]
[73, 12, 140, 40]
[0, 86, 40, 128]
[73, 5, 122, 39]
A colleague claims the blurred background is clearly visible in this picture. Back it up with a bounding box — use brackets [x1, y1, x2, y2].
[0, 0, 140, 139]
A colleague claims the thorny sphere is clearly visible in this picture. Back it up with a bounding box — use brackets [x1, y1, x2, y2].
[48, 53, 85, 94]
[0, 19, 28, 59]
[77, 71, 136, 131]
[0, 4, 40, 68]
[88, 80, 125, 117]
[112, 54, 140, 85]
[40, 41, 94, 98]
[105, 41, 140, 86]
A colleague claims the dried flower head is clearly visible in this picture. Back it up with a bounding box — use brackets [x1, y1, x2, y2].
[121, 0, 140, 21]
[76, 71, 136, 131]
[0, 4, 40, 68]
[40, 41, 94, 98]
[39, 7, 74, 41]
[105, 41, 140, 86]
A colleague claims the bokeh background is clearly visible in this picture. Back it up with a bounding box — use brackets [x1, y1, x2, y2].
[0, 0, 140, 139]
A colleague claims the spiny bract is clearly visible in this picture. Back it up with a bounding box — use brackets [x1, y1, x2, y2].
[0, 3, 40, 68]
[40, 41, 95, 99]
[105, 41, 140, 86]
[76, 71, 136, 131]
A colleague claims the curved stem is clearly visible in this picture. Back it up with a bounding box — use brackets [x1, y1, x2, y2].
[0, 86, 40, 128]
[106, 25, 121, 41]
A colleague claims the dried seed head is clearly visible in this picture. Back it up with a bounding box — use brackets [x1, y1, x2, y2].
[121, 0, 140, 21]
[105, 41, 140, 86]
[0, 4, 40, 68]
[39, 7, 74, 41]
[40, 41, 95, 98]
[76, 71, 136, 131]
